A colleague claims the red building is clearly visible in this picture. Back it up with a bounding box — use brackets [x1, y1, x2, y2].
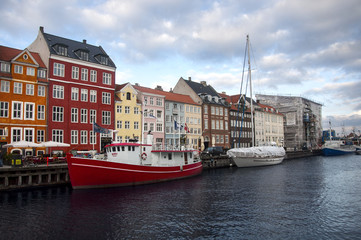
[28, 27, 116, 153]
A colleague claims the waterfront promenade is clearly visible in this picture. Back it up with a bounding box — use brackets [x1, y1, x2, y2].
[0, 150, 322, 191]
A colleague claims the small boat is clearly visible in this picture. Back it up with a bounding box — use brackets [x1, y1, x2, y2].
[322, 122, 356, 156]
[227, 35, 286, 167]
[66, 134, 202, 189]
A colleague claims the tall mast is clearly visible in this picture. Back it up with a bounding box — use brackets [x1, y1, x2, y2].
[247, 35, 255, 147]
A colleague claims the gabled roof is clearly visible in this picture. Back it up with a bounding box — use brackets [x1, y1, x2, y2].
[182, 77, 220, 97]
[41, 30, 116, 68]
[257, 103, 283, 116]
[0, 45, 46, 68]
[133, 84, 199, 105]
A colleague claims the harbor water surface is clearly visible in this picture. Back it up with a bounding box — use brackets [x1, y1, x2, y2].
[1, 155, 361, 239]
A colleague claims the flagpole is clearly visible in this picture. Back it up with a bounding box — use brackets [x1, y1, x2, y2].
[178, 115, 181, 150]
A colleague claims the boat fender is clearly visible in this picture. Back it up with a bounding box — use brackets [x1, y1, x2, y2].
[141, 153, 147, 160]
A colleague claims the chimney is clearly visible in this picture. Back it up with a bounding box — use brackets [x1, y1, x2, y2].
[170, 88, 173, 92]
[135, 83, 139, 86]
[83, 39, 87, 44]
[40, 26, 44, 33]
[155, 85, 163, 91]
[222, 91, 226, 94]
[200, 81, 207, 86]
[188, 77, 192, 81]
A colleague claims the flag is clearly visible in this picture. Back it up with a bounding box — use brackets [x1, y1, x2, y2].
[184, 123, 190, 133]
[174, 120, 179, 130]
[149, 114, 157, 119]
[93, 122, 110, 134]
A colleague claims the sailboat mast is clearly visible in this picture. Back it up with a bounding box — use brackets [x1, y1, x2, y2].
[247, 35, 255, 147]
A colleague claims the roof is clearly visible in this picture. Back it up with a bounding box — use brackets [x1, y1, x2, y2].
[0, 45, 46, 68]
[132, 84, 199, 105]
[257, 103, 283, 116]
[182, 78, 220, 97]
[41, 31, 116, 68]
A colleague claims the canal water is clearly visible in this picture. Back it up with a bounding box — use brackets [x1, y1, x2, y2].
[1, 155, 361, 240]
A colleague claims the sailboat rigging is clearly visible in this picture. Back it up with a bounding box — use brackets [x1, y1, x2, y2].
[227, 35, 286, 167]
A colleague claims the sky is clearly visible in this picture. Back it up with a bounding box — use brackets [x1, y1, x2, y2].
[1, 0, 361, 135]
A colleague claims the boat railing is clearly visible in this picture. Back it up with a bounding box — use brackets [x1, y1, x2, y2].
[152, 144, 195, 151]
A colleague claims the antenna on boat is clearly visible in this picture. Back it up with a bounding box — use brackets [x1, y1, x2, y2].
[247, 35, 255, 147]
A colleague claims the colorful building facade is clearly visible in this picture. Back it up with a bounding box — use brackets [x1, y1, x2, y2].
[0, 46, 47, 156]
[115, 83, 142, 142]
[28, 27, 116, 153]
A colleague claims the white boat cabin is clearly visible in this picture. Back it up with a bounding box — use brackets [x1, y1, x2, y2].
[104, 134, 200, 166]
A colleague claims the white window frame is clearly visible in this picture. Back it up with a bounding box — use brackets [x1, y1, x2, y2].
[37, 105, 45, 120]
[90, 109, 96, 124]
[90, 70, 97, 82]
[81, 89, 88, 102]
[26, 84, 34, 95]
[1, 80, 10, 92]
[37, 130, 45, 143]
[12, 127, 22, 142]
[0, 101, 9, 118]
[14, 82, 22, 94]
[71, 130, 78, 144]
[24, 128, 34, 142]
[38, 85, 45, 96]
[81, 109, 88, 123]
[102, 72, 111, 85]
[24, 102, 35, 120]
[52, 106, 64, 122]
[81, 68, 88, 81]
[52, 129, 64, 143]
[53, 63, 65, 77]
[102, 92, 111, 104]
[72, 66, 79, 79]
[71, 108, 78, 123]
[53, 85, 64, 99]
[12, 101, 23, 120]
[26, 67, 35, 76]
[14, 65, 23, 74]
[71, 87, 79, 101]
[80, 130, 88, 144]
[90, 90, 97, 103]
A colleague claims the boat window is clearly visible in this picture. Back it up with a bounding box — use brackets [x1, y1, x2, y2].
[112, 147, 116, 152]
[122, 146, 125, 151]
[168, 153, 172, 160]
[128, 146, 131, 151]
[143, 147, 146, 151]
[117, 146, 120, 152]
[132, 146, 135, 151]
[189, 152, 193, 158]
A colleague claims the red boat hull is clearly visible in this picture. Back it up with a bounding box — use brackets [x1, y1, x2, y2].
[66, 155, 203, 189]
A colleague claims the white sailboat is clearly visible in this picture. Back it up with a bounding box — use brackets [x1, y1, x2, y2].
[227, 35, 286, 167]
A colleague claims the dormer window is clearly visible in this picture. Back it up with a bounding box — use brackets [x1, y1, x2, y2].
[76, 49, 89, 61]
[54, 44, 68, 56]
[95, 54, 109, 65]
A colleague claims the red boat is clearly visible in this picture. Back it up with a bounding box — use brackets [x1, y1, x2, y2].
[66, 135, 203, 189]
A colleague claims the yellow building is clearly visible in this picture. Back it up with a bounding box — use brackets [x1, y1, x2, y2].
[114, 83, 142, 142]
[184, 104, 202, 150]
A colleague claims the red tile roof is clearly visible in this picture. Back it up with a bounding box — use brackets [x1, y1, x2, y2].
[0, 45, 46, 68]
[257, 103, 283, 116]
[132, 84, 200, 105]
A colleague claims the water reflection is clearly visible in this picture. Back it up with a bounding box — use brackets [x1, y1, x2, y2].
[1, 155, 361, 239]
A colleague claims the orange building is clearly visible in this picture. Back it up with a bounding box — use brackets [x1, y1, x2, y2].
[0, 46, 47, 156]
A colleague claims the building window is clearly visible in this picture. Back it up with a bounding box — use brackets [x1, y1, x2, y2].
[37, 105, 45, 120]
[90, 131, 96, 144]
[204, 119, 208, 129]
[0, 102, 9, 118]
[81, 109, 88, 123]
[72, 66, 79, 79]
[81, 130, 88, 144]
[90, 110, 96, 124]
[156, 123, 163, 132]
[103, 72, 111, 85]
[125, 121, 130, 129]
[156, 98, 162, 106]
[12, 128, 22, 142]
[53, 85, 64, 99]
[71, 130, 78, 144]
[150, 98, 154, 105]
[134, 121, 139, 130]
[144, 123, 148, 131]
[26, 67, 35, 76]
[1, 80, 10, 92]
[71, 108, 78, 123]
[90, 90, 97, 103]
[38, 85, 45, 96]
[90, 70, 97, 82]
[24, 128, 34, 142]
[14, 82, 22, 94]
[134, 107, 139, 114]
[24, 103, 35, 120]
[117, 120, 122, 129]
[157, 110, 162, 119]
[125, 106, 130, 114]
[38, 69, 46, 78]
[53, 63, 65, 77]
[1, 62, 10, 72]
[150, 123, 154, 132]
[126, 92, 131, 100]
[102, 111, 111, 125]
[52, 129, 64, 143]
[71, 87, 79, 101]
[56, 45, 68, 56]
[12, 101, 22, 119]
[26, 84, 34, 95]
[79, 51, 89, 61]
[37, 130, 45, 143]
[81, 68, 88, 81]
[102, 92, 111, 104]
[204, 105, 208, 114]
[14, 65, 23, 74]
[117, 105, 122, 113]
[81, 89, 88, 102]
[52, 106, 64, 122]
